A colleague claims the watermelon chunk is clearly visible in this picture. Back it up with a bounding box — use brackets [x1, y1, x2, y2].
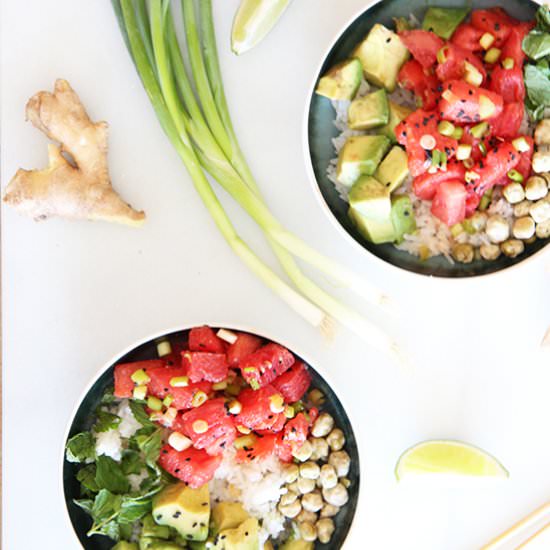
[188, 326, 225, 354]
[272, 362, 312, 403]
[235, 385, 286, 432]
[236, 433, 278, 463]
[182, 351, 228, 383]
[226, 333, 263, 367]
[158, 444, 222, 488]
[147, 365, 212, 410]
[239, 343, 295, 389]
[114, 360, 165, 398]
[180, 398, 236, 455]
[431, 180, 467, 226]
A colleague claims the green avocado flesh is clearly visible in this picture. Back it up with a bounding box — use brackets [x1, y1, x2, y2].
[348, 89, 389, 130]
[375, 146, 410, 193]
[422, 7, 470, 39]
[316, 58, 362, 100]
[380, 101, 412, 143]
[391, 194, 416, 243]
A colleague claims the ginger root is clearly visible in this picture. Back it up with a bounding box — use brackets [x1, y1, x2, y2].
[3, 79, 145, 226]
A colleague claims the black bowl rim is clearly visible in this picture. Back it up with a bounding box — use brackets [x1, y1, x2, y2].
[303, 0, 550, 280]
[61, 322, 362, 549]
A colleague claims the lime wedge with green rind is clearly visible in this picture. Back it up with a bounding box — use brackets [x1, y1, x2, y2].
[231, 0, 292, 55]
[395, 440, 509, 480]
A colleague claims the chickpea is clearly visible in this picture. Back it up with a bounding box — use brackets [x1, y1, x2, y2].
[310, 437, 329, 461]
[279, 490, 298, 506]
[514, 200, 533, 218]
[292, 440, 313, 462]
[479, 243, 501, 261]
[512, 217, 536, 240]
[320, 464, 338, 490]
[530, 200, 550, 223]
[525, 176, 548, 201]
[296, 509, 317, 524]
[322, 483, 349, 507]
[308, 389, 325, 406]
[327, 429, 346, 452]
[341, 477, 351, 488]
[302, 491, 324, 513]
[297, 477, 316, 494]
[320, 503, 340, 518]
[278, 498, 301, 518]
[469, 211, 487, 232]
[316, 518, 336, 544]
[298, 522, 317, 542]
[328, 450, 351, 477]
[311, 413, 334, 438]
[536, 219, 550, 238]
[486, 215, 510, 243]
[283, 463, 299, 484]
[286, 481, 300, 494]
[452, 243, 474, 263]
[300, 461, 321, 480]
[500, 239, 525, 258]
[503, 182, 525, 204]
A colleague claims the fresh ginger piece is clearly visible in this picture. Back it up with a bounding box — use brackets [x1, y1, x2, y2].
[3, 79, 145, 226]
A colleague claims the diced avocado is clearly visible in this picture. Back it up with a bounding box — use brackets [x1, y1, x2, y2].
[113, 543, 138, 550]
[348, 89, 389, 130]
[337, 135, 391, 188]
[279, 538, 314, 550]
[212, 502, 250, 532]
[353, 24, 409, 92]
[391, 195, 416, 243]
[213, 517, 259, 550]
[153, 482, 210, 542]
[393, 17, 412, 32]
[316, 58, 362, 101]
[142, 515, 171, 540]
[348, 176, 396, 244]
[422, 7, 470, 39]
[139, 538, 183, 550]
[380, 101, 412, 143]
[375, 146, 410, 193]
[189, 539, 216, 550]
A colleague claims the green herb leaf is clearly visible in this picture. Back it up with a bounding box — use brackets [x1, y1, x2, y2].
[523, 30, 550, 60]
[101, 386, 116, 405]
[66, 432, 95, 463]
[118, 496, 152, 524]
[129, 400, 156, 428]
[95, 456, 131, 494]
[119, 523, 134, 541]
[77, 464, 99, 495]
[87, 489, 122, 540]
[135, 429, 163, 471]
[524, 63, 550, 110]
[121, 449, 144, 475]
[94, 409, 122, 433]
[536, 5, 550, 31]
[73, 498, 94, 514]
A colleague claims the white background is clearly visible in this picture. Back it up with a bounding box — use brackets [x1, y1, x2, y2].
[2, 1, 550, 549]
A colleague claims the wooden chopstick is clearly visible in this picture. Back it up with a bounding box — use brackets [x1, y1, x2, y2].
[481, 502, 550, 549]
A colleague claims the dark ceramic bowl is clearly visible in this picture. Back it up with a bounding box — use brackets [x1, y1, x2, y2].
[63, 327, 360, 549]
[306, 0, 547, 277]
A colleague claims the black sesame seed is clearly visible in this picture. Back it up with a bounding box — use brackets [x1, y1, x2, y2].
[193, 522, 198, 527]
[185, 457, 191, 462]
[494, 22, 500, 30]
[175, 468, 180, 473]
[386, 37, 392, 43]
[173, 511, 181, 519]
[156, 515, 163, 520]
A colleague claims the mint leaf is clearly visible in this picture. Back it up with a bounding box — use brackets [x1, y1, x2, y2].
[135, 429, 163, 471]
[87, 489, 122, 540]
[66, 432, 95, 463]
[77, 464, 99, 495]
[118, 496, 152, 524]
[121, 449, 144, 475]
[536, 5, 550, 31]
[95, 456, 130, 494]
[525, 63, 550, 107]
[101, 387, 116, 405]
[73, 498, 94, 515]
[94, 409, 121, 433]
[523, 31, 550, 60]
[129, 400, 156, 428]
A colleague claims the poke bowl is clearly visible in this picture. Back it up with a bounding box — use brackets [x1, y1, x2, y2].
[306, 0, 550, 277]
[63, 325, 360, 549]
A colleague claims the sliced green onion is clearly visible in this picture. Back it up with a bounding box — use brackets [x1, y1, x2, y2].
[437, 46, 448, 64]
[479, 32, 495, 50]
[133, 385, 147, 401]
[147, 396, 163, 411]
[163, 395, 174, 407]
[462, 218, 476, 235]
[470, 122, 489, 139]
[456, 144, 472, 161]
[431, 149, 442, 167]
[131, 369, 150, 385]
[479, 142, 487, 156]
[507, 169, 524, 183]
[479, 188, 493, 211]
[438, 121, 455, 137]
[440, 151, 448, 171]
[451, 127, 464, 140]
[451, 223, 464, 237]
[512, 136, 530, 153]
[463, 157, 474, 169]
[464, 61, 483, 87]
[156, 340, 172, 357]
[170, 376, 189, 388]
[484, 47, 501, 64]
[502, 57, 515, 69]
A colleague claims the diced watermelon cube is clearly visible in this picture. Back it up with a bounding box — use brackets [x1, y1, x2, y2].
[182, 351, 228, 383]
[281, 412, 310, 453]
[114, 360, 165, 398]
[239, 343, 295, 389]
[226, 333, 263, 367]
[431, 180, 467, 226]
[235, 385, 286, 432]
[188, 326, 226, 354]
[180, 398, 236, 455]
[272, 362, 312, 403]
[236, 433, 278, 463]
[159, 444, 222, 488]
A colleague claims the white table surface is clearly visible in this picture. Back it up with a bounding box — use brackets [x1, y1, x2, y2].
[3, 1, 550, 549]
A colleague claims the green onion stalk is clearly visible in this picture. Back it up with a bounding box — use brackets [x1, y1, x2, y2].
[112, 0, 399, 358]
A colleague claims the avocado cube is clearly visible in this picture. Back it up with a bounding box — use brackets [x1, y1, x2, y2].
[353, 24, 409, 92]
[375, 146, 410, 193]
[213, 517, 259, 550]
[279, 538, 314, 550]
[422, 7, 470, 39]
[153, 483, 210, 542]
[391, 194, 416, 243]
[113, 543, 138, 550]
[337, 135, 391, 188]
[142, 515, 171, 540]
[139, 538, 183, 550]
[348, 176, 396, 244]
[316, 58, 362, 101]
[212, 502, 250, 533]
[380, 101, 412, 143]
[348, 89, 389, 130]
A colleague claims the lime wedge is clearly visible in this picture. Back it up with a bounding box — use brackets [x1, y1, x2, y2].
[395, 440, 509, 480]
[231, 0, 292, 55]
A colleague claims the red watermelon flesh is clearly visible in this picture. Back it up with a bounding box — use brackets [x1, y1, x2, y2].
[239, 343, 295, 389]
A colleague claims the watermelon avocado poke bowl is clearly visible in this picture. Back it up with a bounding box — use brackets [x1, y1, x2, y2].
[63, 326, 359, 550]
[308, 1, 550, 276]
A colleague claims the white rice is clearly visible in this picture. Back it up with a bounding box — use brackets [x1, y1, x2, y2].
[326, 77, 522, 261]
[95, 429, 123, 461]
